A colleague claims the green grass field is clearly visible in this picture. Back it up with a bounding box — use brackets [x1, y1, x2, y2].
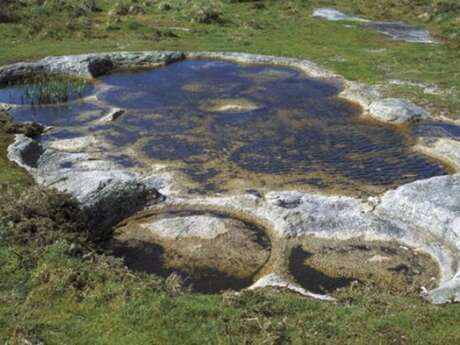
[1, 1, 460, 344]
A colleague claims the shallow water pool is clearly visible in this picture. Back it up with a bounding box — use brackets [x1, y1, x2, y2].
[4, 60, 450, 195]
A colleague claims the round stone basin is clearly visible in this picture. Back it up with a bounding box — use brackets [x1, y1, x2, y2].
[288, 238, 439, 295]
[111, 210, 272, 293]
[3, 59, 451, 195]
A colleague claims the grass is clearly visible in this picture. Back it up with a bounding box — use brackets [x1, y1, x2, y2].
[4, 76, 89, 106]
[0, 111, 33, 191]
[2, 236, 460, 345]
[0, 0, 459, 343]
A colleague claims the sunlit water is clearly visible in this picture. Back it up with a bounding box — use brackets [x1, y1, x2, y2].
[2, 60, 453, 195]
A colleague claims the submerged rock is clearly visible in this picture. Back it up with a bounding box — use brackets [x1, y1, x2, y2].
[200, 98, 261, 113]
[97, 108, 125, 123]
[140, 215, 236, 240]
[368, 98, 430, 124]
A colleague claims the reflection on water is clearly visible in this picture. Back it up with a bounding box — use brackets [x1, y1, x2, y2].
[3, 60, 450, 195]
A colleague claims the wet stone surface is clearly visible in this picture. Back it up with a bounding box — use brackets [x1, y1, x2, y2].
[2, 60, 449, 195]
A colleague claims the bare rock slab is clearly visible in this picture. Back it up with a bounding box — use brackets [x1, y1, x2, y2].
[365, 21, 438, 44]
[368, 98, 430, 124]
[7, 134, 165, 232]
[141, 215, 234, 240]
[313, 8, 438, 44]
[376, 174, 460, 303]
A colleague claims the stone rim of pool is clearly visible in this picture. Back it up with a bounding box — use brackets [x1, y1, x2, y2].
[3, 51, 460, 304]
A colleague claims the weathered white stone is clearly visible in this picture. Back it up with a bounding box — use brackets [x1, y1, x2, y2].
[0, 51, 185, 82]
[7, 134, 165, 231]
[152, 185, 459, 303]
[141, 215, 233, 240]
[201, 99, 261, 113]
[7, 134, 42, 170]
[97, 108, 125, 123]
[368, 98, 430, 124]
[248, 274, 336, 301]
[376, 174, 460, 303]
[340, 82, 382, 109]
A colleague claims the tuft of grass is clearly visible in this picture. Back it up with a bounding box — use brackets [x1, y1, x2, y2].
[186, 1, 225, 24]
[5, 76, 89, 106]
[0, 110, 33, 191]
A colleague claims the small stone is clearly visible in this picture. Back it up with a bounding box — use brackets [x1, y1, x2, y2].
[200, 98, 260, 113]
[67, 243, 83, 256]
[98, 108, 125, 123]
[368, 255, 391, 263]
